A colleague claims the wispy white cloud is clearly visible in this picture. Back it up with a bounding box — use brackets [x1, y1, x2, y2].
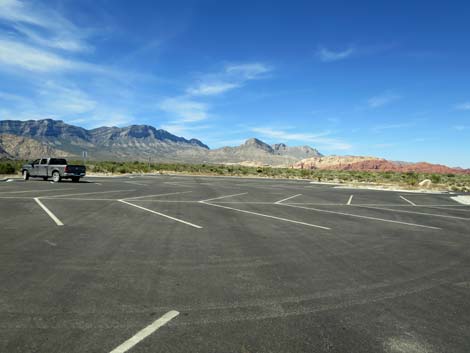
[0, 81, 96, 119]
[454, 102, 470, 111]
[186, 82, 239, 96]
[159, 97, 209, 122]
[0, 79, 138, 129]
[251, 127, 352, 150]
[0, 0, 90, 52]
[161, 62, 272, 131]
[0, 1, 144, 128]
[0, 1, 113, 74]
[0, 38, 76, 72]
[317, 46, 354, 62]
[37, 81, 97, 115]
[186, 62, 272, 97]
[12, 23, 90, 52]
[70, 113, 134, 128]
[367, 92, 400, 108]
[159, 123, 212, 137]
[225, 63, 271, 79]
[0, 90, 29, 103]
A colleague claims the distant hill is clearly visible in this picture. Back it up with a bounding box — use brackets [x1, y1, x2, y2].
[0, 119, 321, 165]
[0, 134, 71, 160]
[206, 138, 322, 165]
[294, 156, 470, 175]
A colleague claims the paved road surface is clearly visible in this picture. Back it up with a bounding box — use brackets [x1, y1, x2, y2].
[1, 175, 470, 352]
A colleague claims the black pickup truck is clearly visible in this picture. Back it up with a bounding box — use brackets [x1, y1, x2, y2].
[21, 158, 86, 183]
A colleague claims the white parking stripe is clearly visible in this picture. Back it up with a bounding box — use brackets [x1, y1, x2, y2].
[124, 181, 148, 186]
[0, 188, 75, 195]
[109, 311, 179, 353]
[47, 189, 136, 198]
[201, 201, 331, 230]
[354, 205, 470, 221]
[164, 182, 194, 187]
[347, 195, 354, 205]
[282, 203, 441, 230]
[34, 198, 64, 226]
[123, 191, 193, 200]
[199, 192, 248, 203]
[118, 200, 203, 229]
[400, 196, 417, 206]
[275, 194, 302, 204]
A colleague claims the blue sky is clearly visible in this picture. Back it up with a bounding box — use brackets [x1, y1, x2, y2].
[0, 0, 469, 167]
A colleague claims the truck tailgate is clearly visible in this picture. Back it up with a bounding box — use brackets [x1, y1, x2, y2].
[66, 165, 86, 173]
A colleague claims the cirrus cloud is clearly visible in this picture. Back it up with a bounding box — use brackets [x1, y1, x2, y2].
[317, 46, 355, 62]
[251, 127, 352, 150]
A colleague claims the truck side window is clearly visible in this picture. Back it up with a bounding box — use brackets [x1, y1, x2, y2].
[50, 159, 67, 165]
[40, 159, 47, 164]
[32, 159, 39, 165]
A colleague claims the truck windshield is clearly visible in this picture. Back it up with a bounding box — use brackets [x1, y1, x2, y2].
[49, 159, 67, 165]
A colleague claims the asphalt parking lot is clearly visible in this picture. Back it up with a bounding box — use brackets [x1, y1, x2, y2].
[1, 175, 470, 353]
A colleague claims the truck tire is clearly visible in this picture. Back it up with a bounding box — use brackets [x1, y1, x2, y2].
[22, 170, 29, 181]
[52, 171, 61, 183]
[72, 177, 80, 183]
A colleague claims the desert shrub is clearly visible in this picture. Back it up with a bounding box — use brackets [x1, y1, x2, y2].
[0, 162, 16, 174]
[430, 174, 441, 184]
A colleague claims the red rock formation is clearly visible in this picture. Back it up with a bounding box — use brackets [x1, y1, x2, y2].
[294, 156, 470, 174]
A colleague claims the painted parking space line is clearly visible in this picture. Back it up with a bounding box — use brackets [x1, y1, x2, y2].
[164, 182, 194, 188]
[274, 194, 302, 204]
[109, 310, 179, 353]
[0, 188, 75, 195]
[123, 191, 193, 200]
[400, 196, 417, 206]
[118, 200, 203, 229]
[34, 198, 64, 226]
[41, 197, 118, 201]
[199, 192, 248, 203]
[281, 203, 441, 230]
[347, 195, 354, 205]
[43, 240, 57, 247]
[286, 203, 469, 207]
[201, 201, 331, 230]
[354, 205, 470, 221]
[47, 189, 136, 198]
[124, 181, 149, 186]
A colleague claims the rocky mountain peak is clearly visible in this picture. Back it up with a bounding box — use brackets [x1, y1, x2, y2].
[119, 125, 157, 139]
[272, 143, 287, 150]
[243, 138, 274, 152]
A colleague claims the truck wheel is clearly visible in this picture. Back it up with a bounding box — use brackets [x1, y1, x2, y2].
[72, 177, 80, 183]
[22, 170, 29, 181]
[52, 171, 61, 183]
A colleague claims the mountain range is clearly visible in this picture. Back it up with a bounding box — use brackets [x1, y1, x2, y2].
[1, 119, 469, 174]
[0, 119, 321, 165]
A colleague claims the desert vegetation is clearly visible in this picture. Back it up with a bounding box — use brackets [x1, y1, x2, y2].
[1, 160, 469, 192]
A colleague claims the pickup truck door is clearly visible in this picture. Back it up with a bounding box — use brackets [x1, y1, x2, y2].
[30, 159, 40, 176]
[38, 158, 48, 177]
